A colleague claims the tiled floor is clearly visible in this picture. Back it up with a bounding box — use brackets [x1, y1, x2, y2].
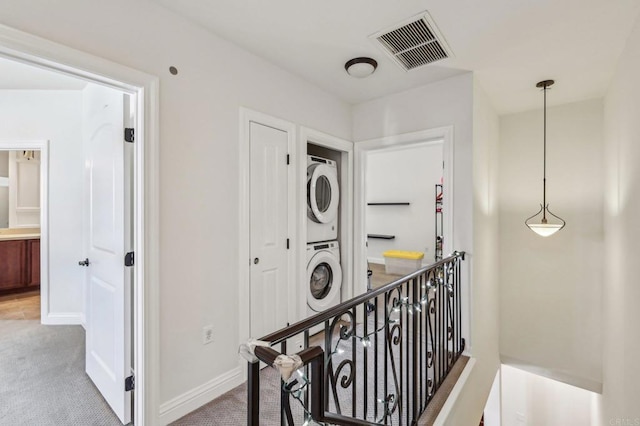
[0, 291, 40, 320]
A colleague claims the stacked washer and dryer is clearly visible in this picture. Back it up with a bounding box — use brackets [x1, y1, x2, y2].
[306, 155, 342, 320]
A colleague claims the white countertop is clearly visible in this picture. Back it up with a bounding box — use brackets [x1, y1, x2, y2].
[0, 228, 41, 241]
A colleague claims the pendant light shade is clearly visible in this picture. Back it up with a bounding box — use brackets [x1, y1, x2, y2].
[525, 205, 565, 237]
[525, 80, 566, 237]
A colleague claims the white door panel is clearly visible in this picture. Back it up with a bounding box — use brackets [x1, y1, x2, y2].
[249, 122, 289, 339]
[83, 83, 131, 424]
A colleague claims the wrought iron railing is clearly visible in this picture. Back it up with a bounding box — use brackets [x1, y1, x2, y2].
[243, 251, 466, 425]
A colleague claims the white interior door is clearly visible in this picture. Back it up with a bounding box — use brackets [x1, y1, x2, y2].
[249, 122, 289, 338]
[82, 83, 131, 424]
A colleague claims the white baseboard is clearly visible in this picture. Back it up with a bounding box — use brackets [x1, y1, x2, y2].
[158, 367, 243, 425]
[42, 312, 83, 325]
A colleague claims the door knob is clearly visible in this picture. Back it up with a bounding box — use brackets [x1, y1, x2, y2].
[78, 258, 90, 267]
[253, 258, 259, 264]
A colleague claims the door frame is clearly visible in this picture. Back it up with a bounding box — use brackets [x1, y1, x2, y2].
[299, 127, 354, 317]
[0, 24, 160, 425]
[238, 108, 296, 370]
[354, 126, 454, 296]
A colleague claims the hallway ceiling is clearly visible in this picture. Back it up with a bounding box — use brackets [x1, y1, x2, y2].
[152, 0, 640, 114]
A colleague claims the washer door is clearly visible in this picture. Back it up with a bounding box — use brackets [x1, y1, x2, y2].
[307, 251, 342, 312]
[307, 163, 339, 224]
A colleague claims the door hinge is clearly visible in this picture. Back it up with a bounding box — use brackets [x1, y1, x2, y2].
[286, 154, 290, 165]
[125, 375, 135, 391]
[286, 238, 290, 249]
[124, 252, 135, 267]
[124, 128, 135, 143]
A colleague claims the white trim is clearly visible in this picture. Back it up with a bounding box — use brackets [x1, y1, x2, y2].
[299, 127, 354, 320]
[0, 140, 49, 321]
[238, 108, 297, 378]
[354, 126, 455, 297]
[367, 257, 385, 265]
[433, 357, 477, 426]
[43, 312, 83, 325]
[0, 23, 160, 425]
[158, 367, 243, 425]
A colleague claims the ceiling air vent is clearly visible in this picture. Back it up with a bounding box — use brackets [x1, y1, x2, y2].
[371, 12, 453, 71]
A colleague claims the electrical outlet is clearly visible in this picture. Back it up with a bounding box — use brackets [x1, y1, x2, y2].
[202, 325, 214, 345]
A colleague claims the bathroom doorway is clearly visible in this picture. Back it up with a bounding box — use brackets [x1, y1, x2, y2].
[0, 147, 44, 318]
[0, 147, 42, 316]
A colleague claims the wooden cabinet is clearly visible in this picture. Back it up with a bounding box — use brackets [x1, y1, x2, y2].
[28, 239, 40, 287]
[0, 240, 26, 290]
[0, 238, 40, 294]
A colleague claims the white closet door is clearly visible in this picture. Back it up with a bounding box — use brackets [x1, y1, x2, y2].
[249, 122, 289, 338]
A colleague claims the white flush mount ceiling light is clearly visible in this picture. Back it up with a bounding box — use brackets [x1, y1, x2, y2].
[525, 79, 566, 237]
[344, 57, 378, 78]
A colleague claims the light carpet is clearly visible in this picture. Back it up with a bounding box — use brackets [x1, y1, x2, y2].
[0, 319, 124, 425]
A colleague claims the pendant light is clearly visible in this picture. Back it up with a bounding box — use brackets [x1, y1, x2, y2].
[525, 79, 566, 237]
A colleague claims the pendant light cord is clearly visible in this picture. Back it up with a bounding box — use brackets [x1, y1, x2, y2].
[543, 83, 547, 217]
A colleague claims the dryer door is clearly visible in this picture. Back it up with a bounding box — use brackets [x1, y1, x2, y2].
[307, 163, 339, 224]
[307, 251, 342, 312]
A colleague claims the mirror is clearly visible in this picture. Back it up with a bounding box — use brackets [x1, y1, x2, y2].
[0, 150, 41, 230]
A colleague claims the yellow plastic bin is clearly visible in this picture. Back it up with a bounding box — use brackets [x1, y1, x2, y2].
[383, 250, 425, 275]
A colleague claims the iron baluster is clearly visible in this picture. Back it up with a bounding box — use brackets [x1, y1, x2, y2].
[244, 251, 466, 426]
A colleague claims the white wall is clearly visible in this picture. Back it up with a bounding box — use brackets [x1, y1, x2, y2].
[499, 99, 604, 392]
[365, 143, 443, 264]
[443, 77, 501, 425]
[484, 370, 501, 426]
[501, 364, 597, 426]
[600, 13, 640, 423]
[354, 74, 474, 255]
[0, 1, 352, 419]
[353, 73, 501, 425]
[0, 90, 84, 316]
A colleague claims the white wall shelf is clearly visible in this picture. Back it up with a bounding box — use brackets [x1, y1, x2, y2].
[367, 202, 410, 206]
